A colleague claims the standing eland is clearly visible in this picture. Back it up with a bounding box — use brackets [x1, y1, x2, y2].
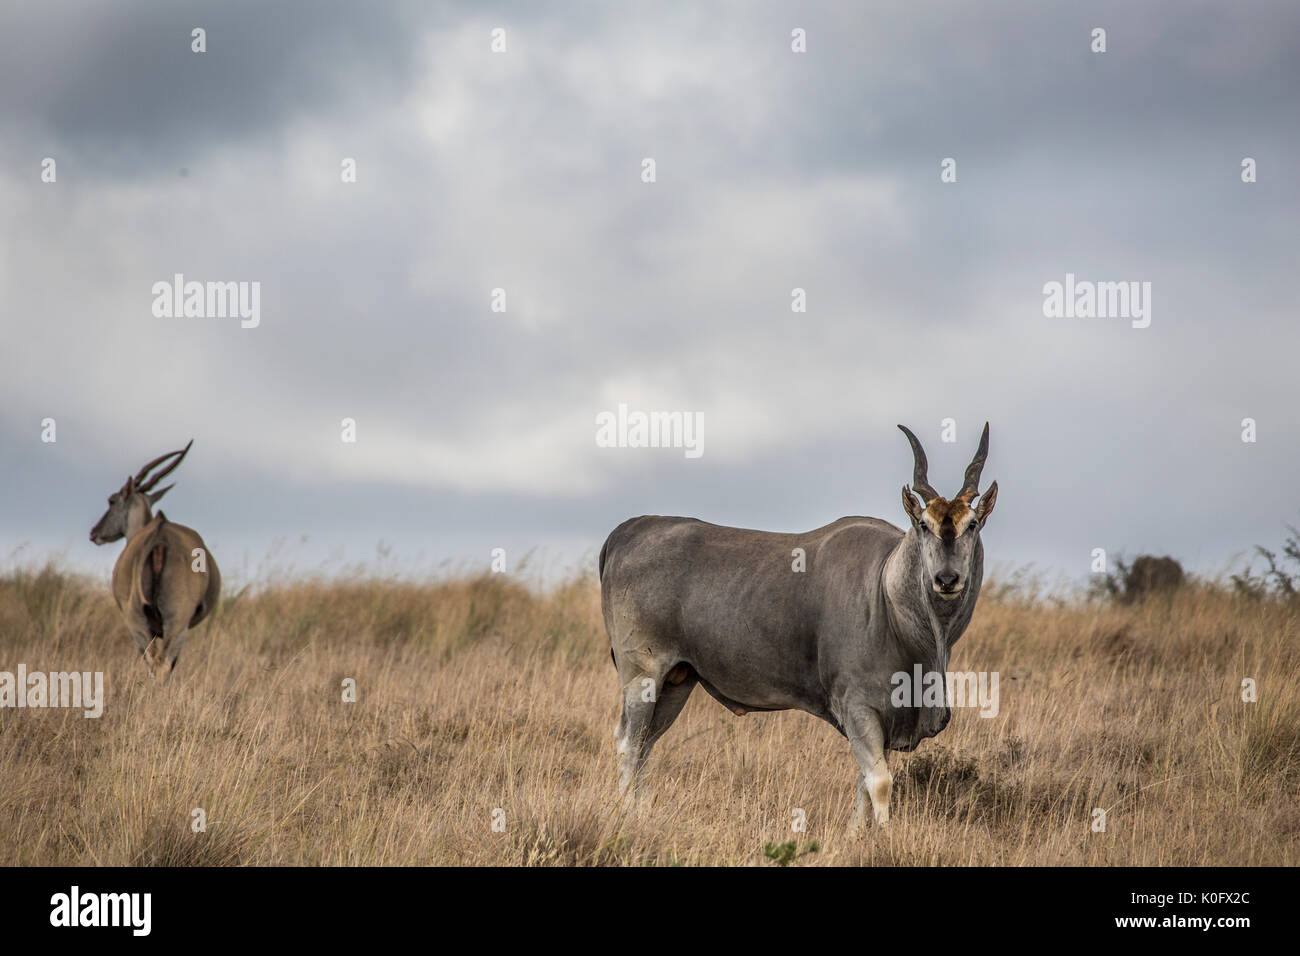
[89, 441, 220, 685]
[599, 423, 998, 827]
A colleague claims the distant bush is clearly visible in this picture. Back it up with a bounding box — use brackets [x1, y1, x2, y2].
[1096, 554, 1186, 603]
[1231, 525, 1300, 599]
[1124, 555, 1186, 597]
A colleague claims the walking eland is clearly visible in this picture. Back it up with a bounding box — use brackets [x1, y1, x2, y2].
[89, 441, 220, 685]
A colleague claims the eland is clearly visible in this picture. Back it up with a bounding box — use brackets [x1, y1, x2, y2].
[599, 423, 998, 826]
[89, 441, 220, 685]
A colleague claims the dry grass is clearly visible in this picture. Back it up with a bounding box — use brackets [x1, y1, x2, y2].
[1, 562, 1297, 866]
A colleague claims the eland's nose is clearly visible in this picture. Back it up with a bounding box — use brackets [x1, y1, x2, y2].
[935, 571, 959, 590]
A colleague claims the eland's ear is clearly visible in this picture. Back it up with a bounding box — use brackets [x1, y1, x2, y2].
[975, 481, 998, 525]
[901, 485, 924, 527]
[148, 483, 174, 506]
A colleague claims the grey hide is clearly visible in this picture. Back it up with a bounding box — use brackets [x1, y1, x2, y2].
[599, 423, 998, 826]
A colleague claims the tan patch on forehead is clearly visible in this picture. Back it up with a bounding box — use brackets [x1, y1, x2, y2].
[920, 497, 975, 538]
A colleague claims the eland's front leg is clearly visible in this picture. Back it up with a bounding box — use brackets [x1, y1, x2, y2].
[845, 706, 892, 829]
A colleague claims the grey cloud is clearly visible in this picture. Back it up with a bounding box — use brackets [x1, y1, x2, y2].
[2, 1, 1298, 584]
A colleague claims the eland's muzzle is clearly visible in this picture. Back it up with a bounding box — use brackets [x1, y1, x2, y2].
[933, 571, 962, 597]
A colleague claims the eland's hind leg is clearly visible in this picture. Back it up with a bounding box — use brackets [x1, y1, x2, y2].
[616, 676, 655, 797]
[643, 669, 695, 752]
[615, 667, 696, 801]
[151, 606, 195, 686]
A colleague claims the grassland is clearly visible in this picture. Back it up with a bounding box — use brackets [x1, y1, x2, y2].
[1, 563, 1297, 865]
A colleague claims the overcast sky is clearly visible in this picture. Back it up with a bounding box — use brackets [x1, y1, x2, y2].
[2, 1, 1297, 587]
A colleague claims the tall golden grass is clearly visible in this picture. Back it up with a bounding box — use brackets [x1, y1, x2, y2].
[1, 562, 1296, 865]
